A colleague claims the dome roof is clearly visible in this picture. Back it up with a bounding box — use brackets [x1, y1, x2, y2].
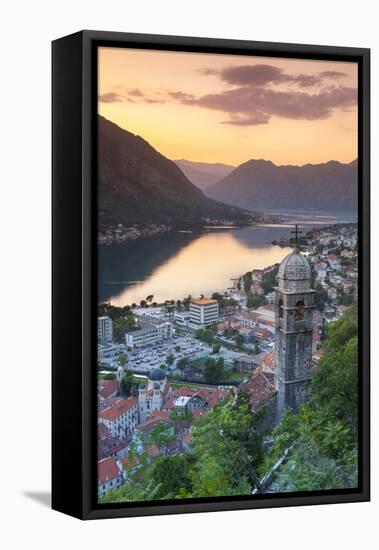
[149, 367, 166, 381]
[278, 250, 311, 281]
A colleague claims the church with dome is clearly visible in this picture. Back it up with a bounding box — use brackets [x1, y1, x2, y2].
[275, 244, 315, 420]
[241, 233, 315, 426]
[138, 367, 172, 424]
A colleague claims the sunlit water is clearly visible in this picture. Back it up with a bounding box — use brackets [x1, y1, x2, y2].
[98, 212, 356, 307]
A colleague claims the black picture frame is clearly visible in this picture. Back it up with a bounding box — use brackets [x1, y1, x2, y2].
[52, 30, 370, 520]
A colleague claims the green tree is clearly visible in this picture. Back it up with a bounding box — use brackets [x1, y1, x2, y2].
[103, 372, 116, 380]
[204, 357, 225, 384]
[246, 292, 266, 309]
[176, 357, 189, 371]
[212, 343, 221, 354]
[190, 391, 263, 497]
[120, 370, 134, 397]
[113, 316, 137, 343]
[166, 353, 175, 366]
[235, 334, 244, 346]
[261, 265, 279, 294]
[148, 455, 195, 498]
[195, 328, 215, 344]
[314, 283, 329, 310]
[117, 353, 128, 366]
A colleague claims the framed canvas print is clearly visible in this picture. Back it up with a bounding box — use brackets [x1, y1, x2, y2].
[52, 30, 370, 520]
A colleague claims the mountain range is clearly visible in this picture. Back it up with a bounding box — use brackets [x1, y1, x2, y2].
[173, 159, 234, 191]
[98, 116, 251, 229]
[205, 158, 357, 212]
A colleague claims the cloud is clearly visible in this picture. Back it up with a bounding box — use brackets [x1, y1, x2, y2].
[221, 112, 270, 126]
[177, 85, 357, 125]
[99, 92, 125, 103]
[144, 98, 165, 104]
[319, 70, 347, 79]
[99, 89, 164, 104]
[168, 91, 195, 101]
[128, 88, 144, 97]
[202, 63, 348, 89]
[220, 64, 286, 86]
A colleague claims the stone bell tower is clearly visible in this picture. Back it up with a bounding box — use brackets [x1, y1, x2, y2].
[275, 226, 314, 420]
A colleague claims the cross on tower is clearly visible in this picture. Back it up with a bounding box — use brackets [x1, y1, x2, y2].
[291, 224, 302, 247]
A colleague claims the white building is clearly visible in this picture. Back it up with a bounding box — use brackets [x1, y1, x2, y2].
[138, 367, 171, 423]
[173, 311, 191, 323]
[97, 457, 126, 498]
[98, 397, 139, 439]
[125, 317, 173, 349]
[189, 298, 219, 327]
[98, 316, 113, 342]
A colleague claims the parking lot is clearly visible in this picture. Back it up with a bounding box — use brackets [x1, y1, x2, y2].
[124, 334, 212, 375]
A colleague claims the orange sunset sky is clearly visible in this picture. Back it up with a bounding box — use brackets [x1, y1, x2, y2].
[98, 47, 358, 167]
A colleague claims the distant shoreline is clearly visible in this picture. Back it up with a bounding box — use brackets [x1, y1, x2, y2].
[98, 213, 281, 245]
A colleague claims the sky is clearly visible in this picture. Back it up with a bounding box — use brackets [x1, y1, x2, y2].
[98, 47, 358, 167]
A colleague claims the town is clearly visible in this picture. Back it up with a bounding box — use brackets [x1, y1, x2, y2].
[97, 222, 358, 499]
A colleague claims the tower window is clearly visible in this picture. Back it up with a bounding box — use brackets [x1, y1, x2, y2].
[278, 298, 283, 318]
[296, 301, 305, 320]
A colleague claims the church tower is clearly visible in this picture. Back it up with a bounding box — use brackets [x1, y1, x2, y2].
[275, 229, 314, 420]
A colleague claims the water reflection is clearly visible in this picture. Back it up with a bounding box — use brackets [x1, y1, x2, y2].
[98, 226, 292, 306]
[98, 211, 356, 307]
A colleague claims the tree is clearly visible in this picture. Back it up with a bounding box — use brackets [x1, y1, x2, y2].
[148, 455, 195, 498]
[117, 353, 128, 366]
[212, 343, 221, 354]
[235, 334, 244, 346]
[195, 328, 214, 344]
[140, 300, 147, 308]
[190, 391, 263, 497]
[175, 345, 181, 353]
[314, 283, 329, 310]
[246, 292, 266, 309]
[261, 265, 279, 294]
[113, 316, 137, 343]
[166, 353, 175, 366]
[103, 373, 116, 380]
[176, 357, 189, 371]
[146, 295, 154, 304]
[120, 370, 134, 397]
[254, 341, 261, 354]
[204, 357, 225, 384]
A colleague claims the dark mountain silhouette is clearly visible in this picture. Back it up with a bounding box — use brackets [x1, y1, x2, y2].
[174, 159, 235, 191]
[206, 158, 358, 212]
[98, 116, 250, 229]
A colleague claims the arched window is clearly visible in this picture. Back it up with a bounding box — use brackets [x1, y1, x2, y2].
[295, 300, 305, 320]
[278, 298, 283, 318]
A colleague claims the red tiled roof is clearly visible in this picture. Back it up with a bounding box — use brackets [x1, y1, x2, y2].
[162, 396, 177, 410]
[239, 327, 254, 335]
[98, 378, 118, 399]
[97, 422, 109, 440]
[98, 436, 128, 460]
[240, 367, 276, 412]
[98, 457, 122, 484]
[254, 327, 273, 340]
[98, 397, 138, 422]
[261, 351, 275, 372]
[150, 410, 169, 421]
